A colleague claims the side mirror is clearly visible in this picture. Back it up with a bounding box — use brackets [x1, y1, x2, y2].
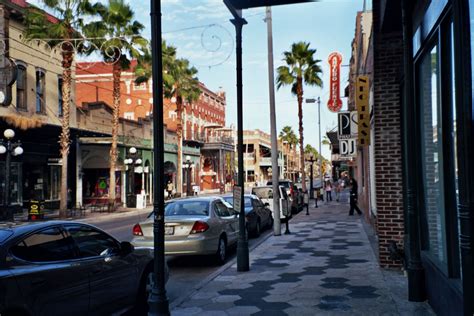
[120, 241, 134, 256]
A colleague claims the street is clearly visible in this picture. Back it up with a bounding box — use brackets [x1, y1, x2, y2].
[85, 209, 273, 307]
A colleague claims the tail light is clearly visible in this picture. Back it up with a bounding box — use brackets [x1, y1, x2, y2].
[133, 223, 143, 236]
[190, 221, 209, 234]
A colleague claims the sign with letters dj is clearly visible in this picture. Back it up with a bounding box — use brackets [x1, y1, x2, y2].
[327, 52, 343, 113]
[356, 75, 370, 146]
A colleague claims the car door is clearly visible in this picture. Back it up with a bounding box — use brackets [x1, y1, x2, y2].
[214, 200, 239, 244]
[7, 226, 90, 316]
[64, 224, 138, 315]
[254, 198, 271, 226]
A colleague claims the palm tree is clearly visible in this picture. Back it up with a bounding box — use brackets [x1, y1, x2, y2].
[83, 0, 148, 206]
[276, 42, 323, 191]
[24, 0, 100, 217]
[279, 126, 298, 147]
[164, 58, 201, 196]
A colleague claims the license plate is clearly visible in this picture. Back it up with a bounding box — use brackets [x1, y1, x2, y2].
[165, 226, 174, 235]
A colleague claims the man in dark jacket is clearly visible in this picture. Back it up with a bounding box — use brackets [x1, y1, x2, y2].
[348, 175, 362, 215]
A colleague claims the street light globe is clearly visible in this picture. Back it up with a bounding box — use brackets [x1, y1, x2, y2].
[125, 158, 132, 165]
[129, 147, 137, 154]
[4, 129, 15, 139]
[13, 146, 23, 156]
[171, 96, 177, 103]
[135, 158, 143, 165]
[0, 145, 6, 154]
[185, 155, 191, 162]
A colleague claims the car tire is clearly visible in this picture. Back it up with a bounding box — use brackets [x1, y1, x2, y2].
[135, 267, 153, 314]
[215, 237, 227, 265]
[253, 219, 261, 237]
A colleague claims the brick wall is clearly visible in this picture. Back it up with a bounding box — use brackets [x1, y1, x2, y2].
[373, 26, 404, 267]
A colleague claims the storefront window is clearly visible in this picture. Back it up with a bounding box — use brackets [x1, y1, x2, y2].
[0, 162, 22, 205]
[49, 165, 61, 200]
[419, 44, 448, 266]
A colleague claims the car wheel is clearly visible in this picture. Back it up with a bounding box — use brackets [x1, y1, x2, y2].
[215, 237, 227, 265]
[254, 219, 261, 237]
[135, 267, 153, 314]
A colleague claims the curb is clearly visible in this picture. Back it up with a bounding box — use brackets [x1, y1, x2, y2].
[169, 229, 274, 310]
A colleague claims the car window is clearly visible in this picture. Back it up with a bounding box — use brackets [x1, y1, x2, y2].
[222, 197, 251, 208]
[252, 187, 273, 199]
[10, 227, 75, 262]
[165, 201, 209, 216]
[280, 188, 289, 199]
[214, 201, 231, 217]
[66, 225, 119, 258]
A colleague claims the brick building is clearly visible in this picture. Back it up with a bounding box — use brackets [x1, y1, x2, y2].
[75, 61, 226, 139]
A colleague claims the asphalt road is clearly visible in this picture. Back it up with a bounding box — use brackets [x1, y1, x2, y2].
[85, 210, 273, 306]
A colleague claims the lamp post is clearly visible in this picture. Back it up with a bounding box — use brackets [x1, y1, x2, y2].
[149, 1, 170, 313]
[306, 154, 316, 199]
[0, 129, 23, 221]
[124, 147, 142, 208]
[306, 96, 322, 194]
[184, 155, 194, 197]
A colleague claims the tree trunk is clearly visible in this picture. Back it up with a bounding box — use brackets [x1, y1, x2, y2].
[59, 50, 73, 218]
[109, 62, 121, 205]
[296, 77, 306, 192]
[176, 96, 183, 195]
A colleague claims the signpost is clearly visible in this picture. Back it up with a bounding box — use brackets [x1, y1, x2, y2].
[233, 186, 242, 214]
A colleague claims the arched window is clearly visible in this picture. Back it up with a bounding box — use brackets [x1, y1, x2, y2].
[35, 69, 46, 114]
[16, 64, 27, 110]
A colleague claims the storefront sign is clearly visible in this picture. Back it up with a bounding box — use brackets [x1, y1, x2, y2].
[339, 138, 357, 157]
[356, 75, 370, 146]
[327, 52, 343, 113]
[338, 111, 358, 139]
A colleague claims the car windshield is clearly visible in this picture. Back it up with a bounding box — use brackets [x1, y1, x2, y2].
[0, 229, 13, 244]
[222, 196, 252, 207]
[164, 200, 210, 216]
[252, 187, 273, 199]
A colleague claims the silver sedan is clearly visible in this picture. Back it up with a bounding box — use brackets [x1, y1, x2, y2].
[131, 196, 239, 264]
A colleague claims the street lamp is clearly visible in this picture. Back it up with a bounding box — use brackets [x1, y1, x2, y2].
[124, 147, 142, 208]
[184, 155, 194, 197]
[306, 154, 316, 200]
[306, 97, 323, 198]
[0, 129, 23, 221]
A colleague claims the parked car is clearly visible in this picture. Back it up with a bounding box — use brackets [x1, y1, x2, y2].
[222, 194, 273, 237]
[266, 179, 293, 197]
[0, 221, 166, 316]
[132, 196, 239, 265]
[251, 185, 291, 220]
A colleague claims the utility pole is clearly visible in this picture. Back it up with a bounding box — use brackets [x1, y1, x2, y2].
[265, 6, 281, 236]
[318, 97, 323, 189]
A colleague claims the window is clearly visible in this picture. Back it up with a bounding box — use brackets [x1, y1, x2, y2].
[58, 76, 63, 116]
[36, 69, 46, 113]
[419, 44, 448, 266]
[0, 162, 22, 206]
[124, 112, 135, 120]
[66, 225, 118, 258]
[10, 227, 75, 262]
[164, 200, 209, 216]
[16, 64, 27, 110]
[49, 165, 61, 200]
[214, 201, 230, 217]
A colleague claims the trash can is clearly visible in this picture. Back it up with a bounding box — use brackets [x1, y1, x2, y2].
[126, 194, 136, 208]
[28, 200, 44, 221]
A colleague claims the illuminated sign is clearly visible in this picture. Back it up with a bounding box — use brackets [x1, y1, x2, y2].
[327, 52, 343, 113]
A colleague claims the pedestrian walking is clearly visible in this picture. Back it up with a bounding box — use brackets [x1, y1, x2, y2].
[325, 180, 333, 202]
[348, 175, 363, 215]
[335, 180, 341, 202]
[166, 180, 174, 200]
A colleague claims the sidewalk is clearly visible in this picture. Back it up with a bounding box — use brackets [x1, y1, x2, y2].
[13, 205, 152, 223]
[172, 199, 434, 315]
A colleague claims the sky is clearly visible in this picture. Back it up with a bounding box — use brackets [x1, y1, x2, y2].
[30, 0, 368, 159]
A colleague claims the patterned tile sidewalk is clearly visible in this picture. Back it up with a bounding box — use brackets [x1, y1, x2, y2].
[172, 199, 434, 315]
